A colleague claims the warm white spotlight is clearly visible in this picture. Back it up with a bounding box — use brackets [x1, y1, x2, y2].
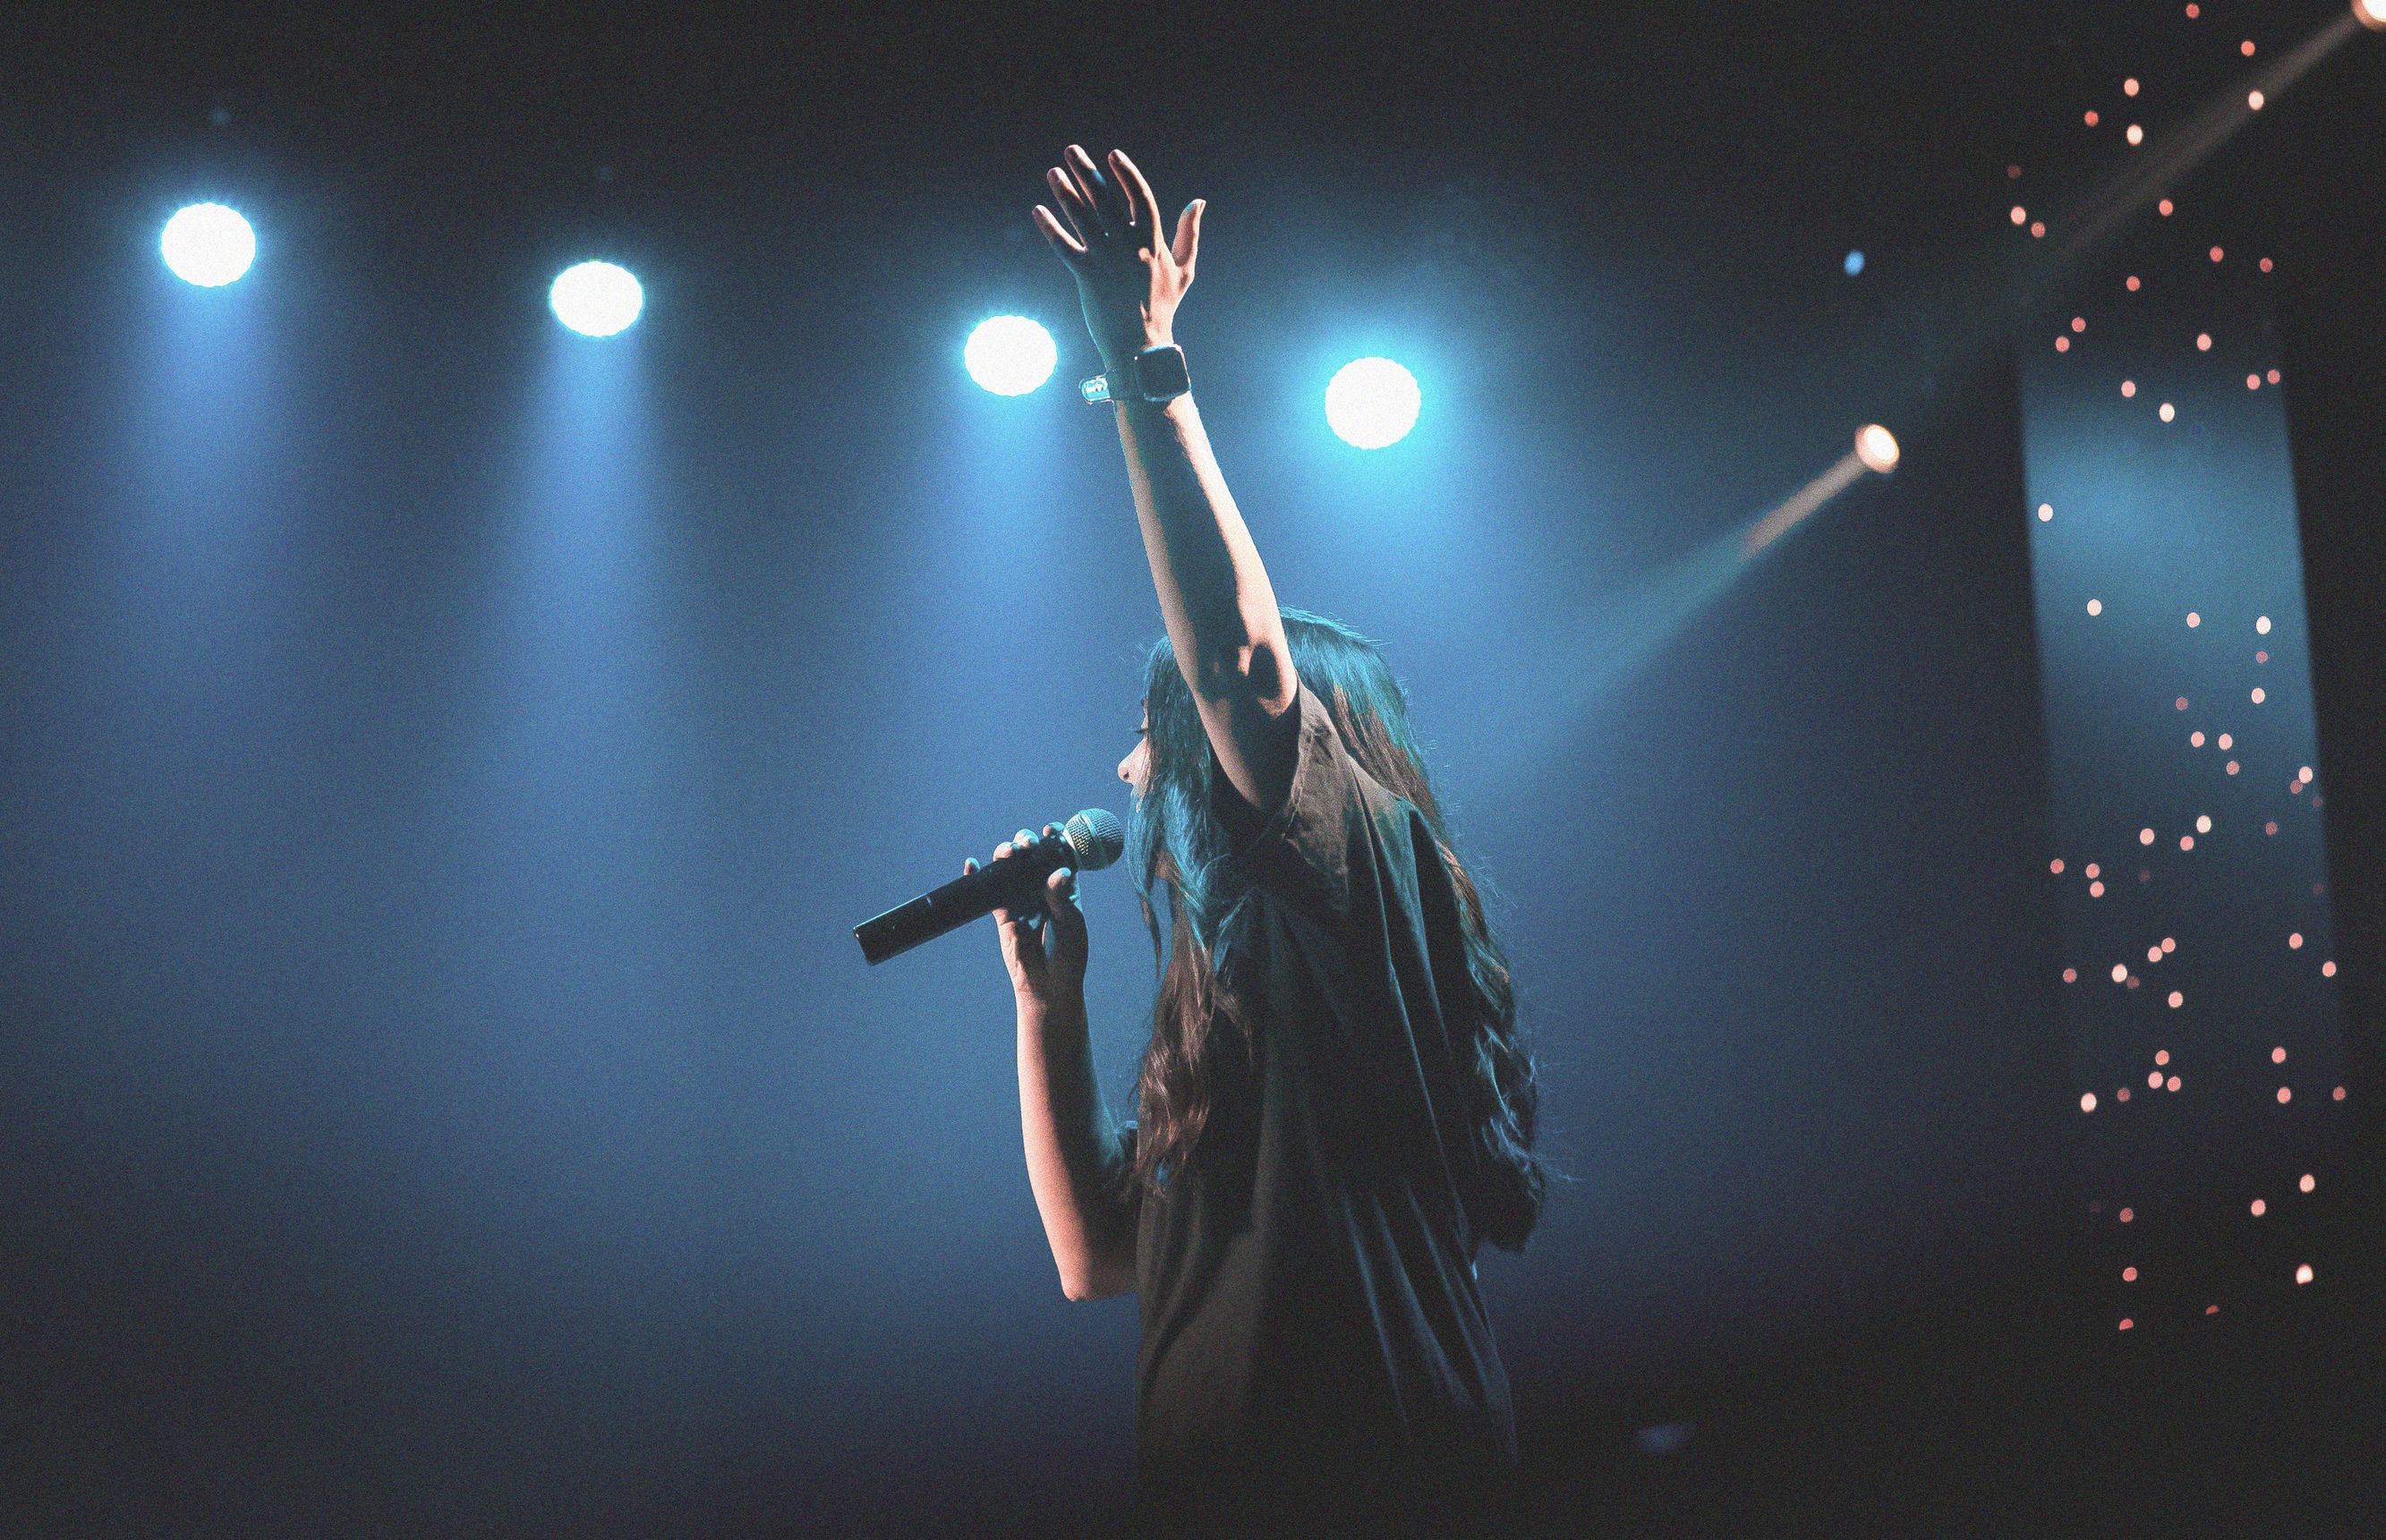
[1856, 424, 1900, 473]
[160, 203, 256, 287]
[1325, 358, 1421, 449]
[962, 316, 1058, 396]
[2358, 0, 2386, 32]
[549, 261, 643, 337]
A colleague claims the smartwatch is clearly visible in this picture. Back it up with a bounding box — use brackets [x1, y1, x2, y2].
[1081, 343, 1191, 405]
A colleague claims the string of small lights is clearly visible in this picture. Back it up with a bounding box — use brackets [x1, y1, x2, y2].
[2015, 1, 2356, 1340]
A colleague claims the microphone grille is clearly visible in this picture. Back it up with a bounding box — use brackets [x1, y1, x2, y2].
[1061, 808, 1125, 872]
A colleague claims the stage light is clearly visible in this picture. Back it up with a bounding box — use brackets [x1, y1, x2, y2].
[1844, 251, 1864, 276]
[2362, 0, 2386, 30]
[160, 203, 256, 286]
[963, 315, 1058, 396]
[1855, 424, 1898, 473]
[550, 261, 643, 336]
[1324, 357, 1420, 449]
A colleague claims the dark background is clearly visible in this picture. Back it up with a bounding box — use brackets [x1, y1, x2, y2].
[2, 3, 2379, 1535]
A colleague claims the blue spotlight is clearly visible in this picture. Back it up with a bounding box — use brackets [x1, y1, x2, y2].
[550, 261, 644, 337]
[1324, 357, 1421, 449]
[1844, 250, 1866, 277]
[160, 203, 257, 287]
[963, 316, 1058, 396]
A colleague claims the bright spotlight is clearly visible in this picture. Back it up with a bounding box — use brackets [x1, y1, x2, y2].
[1324, 358, 1421, 449]
[2359, 0, 2386, 31]
[160, 203, 256, 287]
[1844, 251, 1866, 277]
[1856, 424, 1900, 473]
[963, 316, 1058, 396]
[550, 261, 643, 337]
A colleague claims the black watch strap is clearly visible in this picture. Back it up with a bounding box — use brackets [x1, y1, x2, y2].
[1082, 344, 1191, 404]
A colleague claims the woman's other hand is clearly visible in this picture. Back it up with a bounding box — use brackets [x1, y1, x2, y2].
[1033, 145, 1203, 373]
[966, 825, 1089, 1017]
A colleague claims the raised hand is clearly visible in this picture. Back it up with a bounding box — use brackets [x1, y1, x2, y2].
[1033, 145, 1204, 374]
[964, 825, 1089, 1016]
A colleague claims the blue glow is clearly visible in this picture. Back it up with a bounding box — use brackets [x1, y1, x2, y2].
[963, 316, 1058, 396]
[1845, 250, 1866, 277]
[1324, 357, 1421, 448]
[550, 262, 644, 337]
[160, 203, 257, 287]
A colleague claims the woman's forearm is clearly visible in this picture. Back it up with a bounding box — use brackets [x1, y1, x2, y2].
[1114, 393, 1278, 681]
[1016, 1000, 1137, 1301]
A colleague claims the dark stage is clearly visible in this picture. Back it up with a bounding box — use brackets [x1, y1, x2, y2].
[3, 4, 2380, 1536]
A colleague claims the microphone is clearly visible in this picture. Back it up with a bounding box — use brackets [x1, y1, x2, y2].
[853, 808, 1125, 966]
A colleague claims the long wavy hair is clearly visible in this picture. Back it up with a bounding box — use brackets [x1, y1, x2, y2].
[1125, 608, 1546, 1252]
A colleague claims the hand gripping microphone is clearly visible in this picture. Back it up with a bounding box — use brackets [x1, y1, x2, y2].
[853, 808, 1125, 966]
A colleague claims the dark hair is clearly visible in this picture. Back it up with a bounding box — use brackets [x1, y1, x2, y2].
[1125, 608, 1545, 1251]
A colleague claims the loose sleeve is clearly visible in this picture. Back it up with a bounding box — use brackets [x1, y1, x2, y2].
[1214, 680, 1365, 930]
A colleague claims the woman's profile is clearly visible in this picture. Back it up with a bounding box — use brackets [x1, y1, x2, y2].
[960, 145, 1545, 1539]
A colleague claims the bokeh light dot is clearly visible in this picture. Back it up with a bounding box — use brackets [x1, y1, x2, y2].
[2139, 828, 2155, 846]
[2080, 1092, 2098, 1112]
[2256, 616, 2271, 634]
[2289, 932, 2303, 949]
[2299, 1173, 2314, 1192]
[2087, 598, 2103, 615]
[2248, 90, 2264, 110]
[2056, 336, 2071, 352]
[2251, 686, 2265, 704]
[2251, 1198, 2266, 1215]
[2197, 334, 2211, 351]
[2167, 991, 2182, 1009]
[2179, 835, 2194, 851]
[2218, 734, 2232, 750]
[2090, 881, 2105, 898]
[2126, 123, 2144, 145]
[2194, 814, 2210, 833]
[2118, 1207, 2134, 1222]
[2296, 1264, 2313, 1285]
[2158, 199, 2175, 216]
[2278, 1086, 2292, 1103]
[2322, 960, 2336, 977]
[2272, 1047, 2288, 1064]
[2121, 380, 2136, 397]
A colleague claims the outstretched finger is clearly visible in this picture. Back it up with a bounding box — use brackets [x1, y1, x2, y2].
[1068, 144, 1132, 238]
[1033, 202, 1088, 263]
[1172, 199, 1204, 277]
[1111, 150, 1165, 254]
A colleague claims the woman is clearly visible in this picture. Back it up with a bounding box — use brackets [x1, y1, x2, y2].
[961, 146, 1544, 1539]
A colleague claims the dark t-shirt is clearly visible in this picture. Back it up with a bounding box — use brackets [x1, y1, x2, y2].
[1127, 681, 1521, 1540]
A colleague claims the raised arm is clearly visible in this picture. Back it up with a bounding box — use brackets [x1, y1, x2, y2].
[1035, 146, 1300, 818]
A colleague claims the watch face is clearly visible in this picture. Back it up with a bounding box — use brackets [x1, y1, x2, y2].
[1137, 345, 1190, 399]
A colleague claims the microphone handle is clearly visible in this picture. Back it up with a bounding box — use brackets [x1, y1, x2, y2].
[854, 831, 1071, 966]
